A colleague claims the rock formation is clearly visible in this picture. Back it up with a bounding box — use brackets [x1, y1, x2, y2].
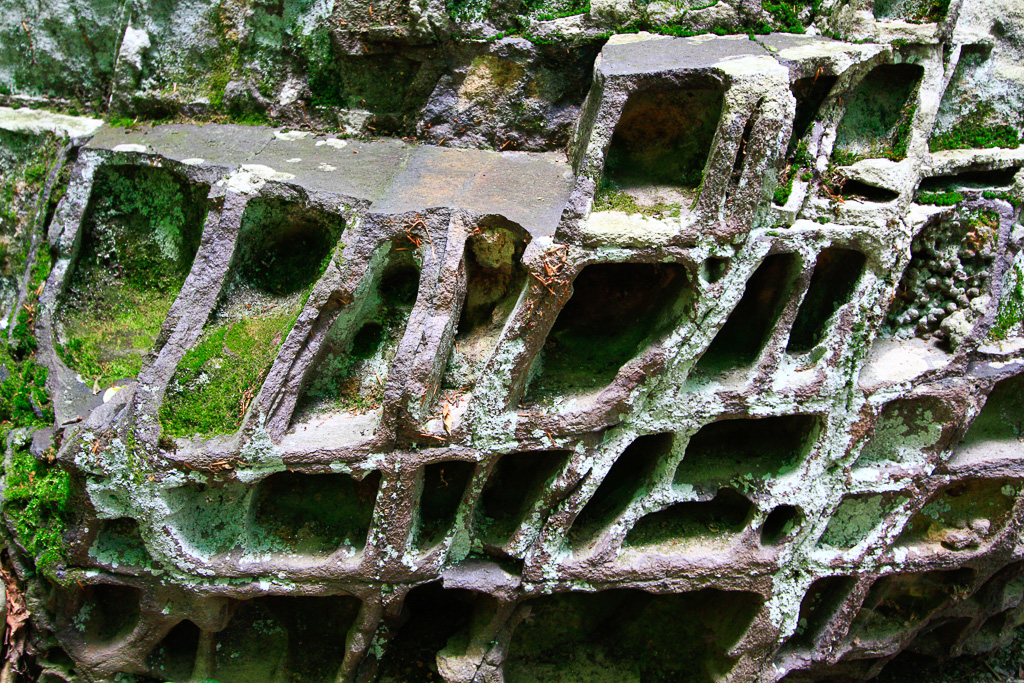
[1, 0, 1024, 681]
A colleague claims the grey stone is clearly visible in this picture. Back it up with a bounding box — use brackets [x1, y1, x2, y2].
[28, 427, 54, 458]
[3, 5, 1024, 683]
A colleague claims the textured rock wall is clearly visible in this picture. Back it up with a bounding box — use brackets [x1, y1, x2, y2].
[1, 0, 1024, 682]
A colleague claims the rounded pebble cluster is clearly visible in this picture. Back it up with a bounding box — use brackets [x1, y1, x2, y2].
[887, 208, 998, 342]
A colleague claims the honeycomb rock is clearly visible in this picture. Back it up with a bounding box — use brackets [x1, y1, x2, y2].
[1, 2, 1024, 682]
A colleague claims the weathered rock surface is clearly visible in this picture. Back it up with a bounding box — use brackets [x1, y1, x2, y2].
[1, 1, 1024, 682]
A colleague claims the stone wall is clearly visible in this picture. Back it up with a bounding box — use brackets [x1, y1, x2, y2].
[0, 0, 1023, 682]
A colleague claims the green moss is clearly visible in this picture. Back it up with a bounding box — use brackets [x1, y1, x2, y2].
[834, 64, 923, 164]
[983, 190, 1021, 208]
[773, 174, 794, 205]
[830, 149, 858, 167]
[58, 289, 179, 380]
[3, 443, 71, 580]
[887, 100, 917, 161]
[774, 140, 812, 205]
[0, 129, 73, 583]
[647, 24, 700, 38]
[790, 139, 812, 167]
[991, 264, 1024, 341]
[930, 124, 1020, 152]
[160, 311, 297, 437]
[524, 0, 590, 22]
[10, 307, 36, 358]
[299, 27, 422, 124]
[230, 110, 273, 126]
[593, 182, 682, 218]
[0, 131, 61, 280]
[56, 166, 206, 382]
[762, 0, 818, 34]
[30, 242, 51, 290]
[875, 0, 951, 22]
[963, 209, 1000, 232]
[916, 190, 963, 206]
[106, 115, 139, 128]
[9, 243, 53, 358]
[929, 104, 1021, 152]
[593, 184, 641, 213]
[0, 279, 62, 580]
[0, 353, 52, 430]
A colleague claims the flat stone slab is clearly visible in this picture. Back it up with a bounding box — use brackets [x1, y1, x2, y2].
[0, 106, 103, 138]
[756, 32, 871, 59]
[85, 124, 574, 236]
[87, 123, 275, 167]
[371, 145, 573, 235]
[756, 33, 886, 76]
[859, 336, 953, 391]
[255, 135, 414, 202]
[599, 34, 772, 77]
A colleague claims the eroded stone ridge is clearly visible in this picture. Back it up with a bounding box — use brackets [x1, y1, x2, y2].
[1, 3, 1024, 682]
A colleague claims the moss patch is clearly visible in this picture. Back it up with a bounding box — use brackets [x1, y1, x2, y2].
[10, 244, 51, 357]
[0, 130, 71, 581]
[0, 352, 52, 430]
[57, 166, 207, 382]
[59, 289, 183, 381]
[762, 0, 818, 34]
[983, 190, 1021, 208]
[593, 181, 682, 218]
[160, 311, 297, 437]
[929, 99, 1015, 152]
[991, 264, 1024, 340]
[834, 64, 922, 164]
[0, 304, 66, 581]
[915, 190, 963, 206]
[929, 109, 1021, 152]
[0, 131, 60, 281]
[4, 441, 71, 580]
[774, 140, 813, 206]
[874, 0, 951, 22]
